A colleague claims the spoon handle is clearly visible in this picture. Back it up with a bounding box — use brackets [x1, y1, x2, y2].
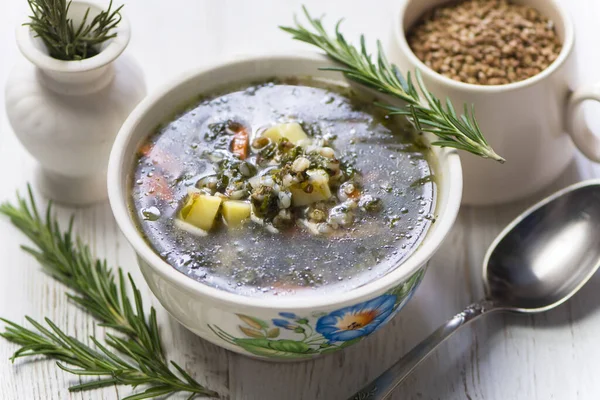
[349, 299, 497, 400]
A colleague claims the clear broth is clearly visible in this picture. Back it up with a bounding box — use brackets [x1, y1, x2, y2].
[131, 79, 436, 297]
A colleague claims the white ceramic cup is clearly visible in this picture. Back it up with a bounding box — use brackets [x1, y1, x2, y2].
[389, 0, 600, 205]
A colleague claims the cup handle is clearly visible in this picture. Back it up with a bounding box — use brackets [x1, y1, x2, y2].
[568, 83, 600, 162]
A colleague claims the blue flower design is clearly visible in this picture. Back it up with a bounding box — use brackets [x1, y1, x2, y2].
[316, 294, 397, 342]
[272, 318, 298, 330]
[278, 312, 297, 319]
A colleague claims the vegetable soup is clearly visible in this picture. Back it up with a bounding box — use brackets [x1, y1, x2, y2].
[130, 78, 436, 297]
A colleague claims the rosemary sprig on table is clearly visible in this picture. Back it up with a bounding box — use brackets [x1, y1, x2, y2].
[0, 188, 219, 399]
[26, 0, 123, 60]
[280, 7, 505, 163]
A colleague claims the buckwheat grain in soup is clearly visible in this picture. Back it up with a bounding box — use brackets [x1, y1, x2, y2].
[407, 0, 563, 85]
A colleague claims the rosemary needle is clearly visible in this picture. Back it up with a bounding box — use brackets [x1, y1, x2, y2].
[280, 7, 505, 163]
[0, 187, 219, 399]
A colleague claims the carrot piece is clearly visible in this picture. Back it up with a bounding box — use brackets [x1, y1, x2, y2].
[138, 141, 182, 177]
[139, 142, 154, 157]
[271, 281, 309, 293]
[146, 173, 174, 201]
[347, 188, 361, 199]
[230, 124, 249, 160]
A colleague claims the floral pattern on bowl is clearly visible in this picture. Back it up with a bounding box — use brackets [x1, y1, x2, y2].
[208, 270, 424, 359]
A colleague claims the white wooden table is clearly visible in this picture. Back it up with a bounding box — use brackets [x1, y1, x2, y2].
[2, 1, 600, 399]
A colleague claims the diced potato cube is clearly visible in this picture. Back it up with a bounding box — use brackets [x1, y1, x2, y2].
[281, 122, 309, 144]
[262, 123, 308, 145]
[262, 126, 283, 142]
[222, 200, 251, 227]
[290, 169, 332, 206]
[181, 193, 222, 231]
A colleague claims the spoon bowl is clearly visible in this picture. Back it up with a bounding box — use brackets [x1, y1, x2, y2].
[485, 181, 600, 312]
[352, 179, 600, 400]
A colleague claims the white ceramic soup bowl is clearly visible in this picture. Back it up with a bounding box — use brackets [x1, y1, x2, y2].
[108, 53, 462, 361]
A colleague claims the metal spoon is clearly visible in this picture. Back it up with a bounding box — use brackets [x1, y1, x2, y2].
[351, 179, 600, 400]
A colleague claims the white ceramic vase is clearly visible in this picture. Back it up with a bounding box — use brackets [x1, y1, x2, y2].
[5, 1, 146, 205]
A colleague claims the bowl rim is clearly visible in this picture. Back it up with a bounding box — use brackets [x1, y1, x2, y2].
[392, 0, 575, 93]
[107, 51, 463, 310]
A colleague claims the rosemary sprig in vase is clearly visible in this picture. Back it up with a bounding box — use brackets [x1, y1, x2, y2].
[26, 0, 123, 60]
[0, 188, 219, 399]
[281, 7, 505, 163]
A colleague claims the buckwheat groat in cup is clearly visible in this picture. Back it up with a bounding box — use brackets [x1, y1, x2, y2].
[407, 0, 562, 85]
